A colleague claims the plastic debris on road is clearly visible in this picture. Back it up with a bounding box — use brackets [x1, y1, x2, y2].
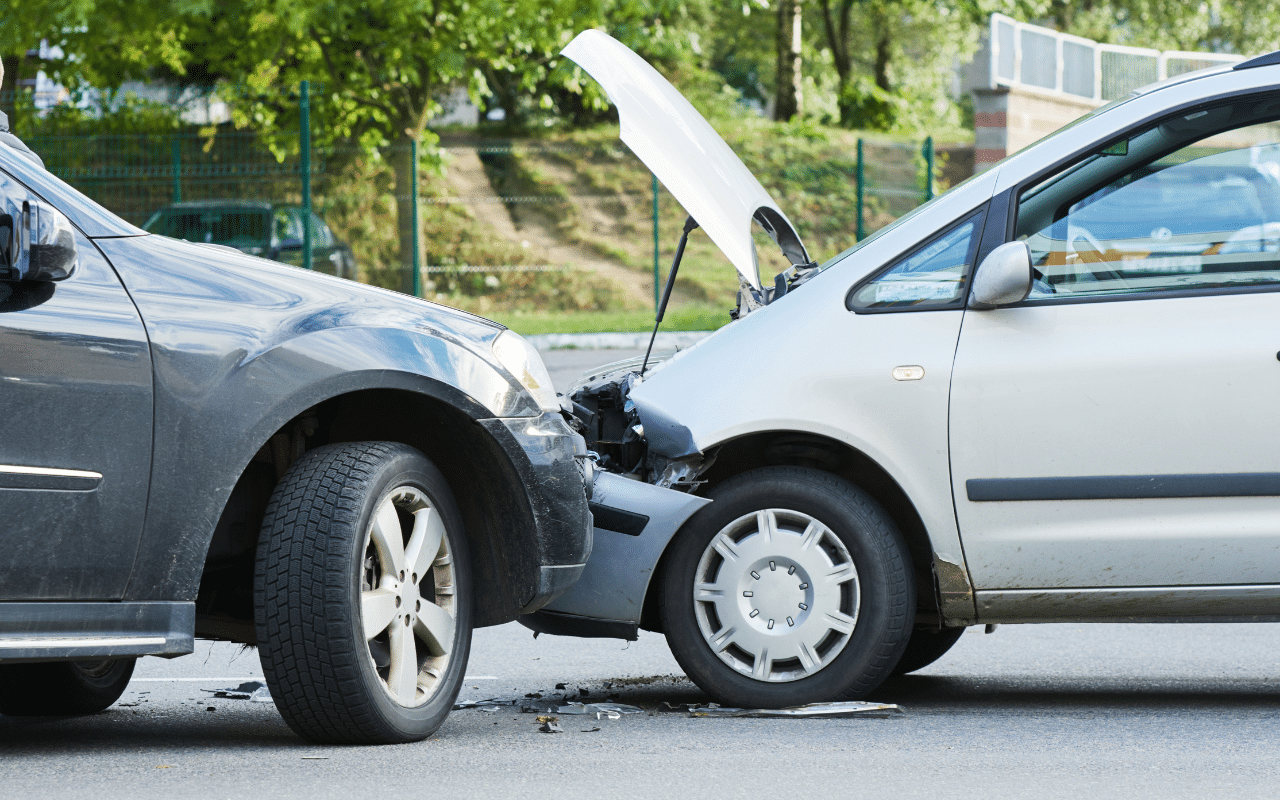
[680, 701, 902, 719]
[556, 702, 644, 720]
[536, 715, 563, 733]
[204, 681, 273, 703]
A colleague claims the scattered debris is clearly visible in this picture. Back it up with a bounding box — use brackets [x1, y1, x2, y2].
[556, 702, 644, 720]
[578, 687, 590, 697]
[301, 757, 329, 760]
[581, 727, 602, 733]
[205, 707, 217, 712]
[452, 698, 517, 711]
[683, 701, 902, 719]
[204, 681, 273, 703]
[555, 683, 567, 690]
[536, 715, 563, 733]
[524, 692, 543, 699]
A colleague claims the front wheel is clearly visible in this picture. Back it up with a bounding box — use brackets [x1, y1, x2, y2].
[255, 442, 471, 744]
[661, 467, 914, 708]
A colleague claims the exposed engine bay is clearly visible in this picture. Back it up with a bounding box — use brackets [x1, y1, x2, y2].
[565, 351, 714, 491]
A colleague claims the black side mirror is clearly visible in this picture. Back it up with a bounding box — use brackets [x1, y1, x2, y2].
[0, 199, 77, 282]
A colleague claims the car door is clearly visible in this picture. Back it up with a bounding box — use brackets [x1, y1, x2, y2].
[0, 170, 153, 600]
[950, 98, 1280, 598]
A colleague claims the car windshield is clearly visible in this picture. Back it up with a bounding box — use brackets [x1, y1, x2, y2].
[144, 208, 272, 249]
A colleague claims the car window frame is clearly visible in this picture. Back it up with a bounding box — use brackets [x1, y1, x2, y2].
[996, 93, 1280, 309]
[845, 206, 989, 315]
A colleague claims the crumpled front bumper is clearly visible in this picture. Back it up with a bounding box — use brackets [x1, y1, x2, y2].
[480, 412, 594, 613]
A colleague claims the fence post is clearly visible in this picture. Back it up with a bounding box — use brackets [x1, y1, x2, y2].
[411, 137, 421, 298]
[300, 80, 313, 271]
[170, 137, 182, 203]
[855, 138, 865, 242]
[652, 172, 660, 313]
[922, 135, 935, 201]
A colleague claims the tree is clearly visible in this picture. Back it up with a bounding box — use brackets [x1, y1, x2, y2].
[156, 0, 599, 271]
[0, 0, 94, 122]
[818, 0, 982, 130]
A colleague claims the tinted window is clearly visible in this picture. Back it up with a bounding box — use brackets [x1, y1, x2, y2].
[146, 208, 271, 249]
[1017, 106, 1280, 300]
[848, 213, 982, 310]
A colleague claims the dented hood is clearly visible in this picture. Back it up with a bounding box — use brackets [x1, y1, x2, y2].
[562, 29, 810, 291]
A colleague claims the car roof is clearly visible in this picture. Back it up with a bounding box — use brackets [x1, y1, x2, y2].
[154, 200, 277, 212]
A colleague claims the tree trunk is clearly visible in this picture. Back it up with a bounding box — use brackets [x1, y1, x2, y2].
[873, 28, 891, 92]
[388, 130, 419, 294]
[773, 0, 802, 121]
[819, 0, 855, 126]
[1, 54, 22, 125]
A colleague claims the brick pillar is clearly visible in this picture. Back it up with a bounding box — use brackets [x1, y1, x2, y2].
[972, 88, 1009, 174]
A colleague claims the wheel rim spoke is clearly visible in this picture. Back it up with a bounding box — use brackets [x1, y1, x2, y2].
[388, 620, 420, 705]
[361, 588, 399, 640]
[413, 600, 455, 657]
[369, 501, 406, 575]
[403, 507, 445, 581]
[692, 507, 861, 684]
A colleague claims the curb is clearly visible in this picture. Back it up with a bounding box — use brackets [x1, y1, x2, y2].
[528, 331, 716, 351]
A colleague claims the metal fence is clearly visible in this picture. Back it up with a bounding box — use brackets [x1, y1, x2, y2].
[983, 13, 1243, 102]
[21, 89, 952, 313]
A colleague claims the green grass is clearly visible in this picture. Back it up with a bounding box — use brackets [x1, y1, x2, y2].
[486, 303, 732, 335]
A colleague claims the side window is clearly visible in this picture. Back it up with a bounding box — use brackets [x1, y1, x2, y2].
[309, 213, 333, 248]
[848, 212, 982, 311]
[274, 209, 303, 243]
[1016, 103, 1280, 300]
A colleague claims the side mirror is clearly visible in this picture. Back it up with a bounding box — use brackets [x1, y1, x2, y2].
[0, 199, 77, 282]
[969, 241, 1031, 309]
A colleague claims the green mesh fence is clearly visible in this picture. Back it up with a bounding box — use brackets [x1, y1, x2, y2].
[20, 113, 957, 317]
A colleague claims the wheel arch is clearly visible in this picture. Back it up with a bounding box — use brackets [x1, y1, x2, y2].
[640, 429, 952, 633]
[193, 381, 543, 643]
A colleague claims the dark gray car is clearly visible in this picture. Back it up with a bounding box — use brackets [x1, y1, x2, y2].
[142, 200, 358, 279]
[0, 142, 592, 744]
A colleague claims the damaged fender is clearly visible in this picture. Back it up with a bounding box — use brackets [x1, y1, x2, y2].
[520, 472, 711, 640]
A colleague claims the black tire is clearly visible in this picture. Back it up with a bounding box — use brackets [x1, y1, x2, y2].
[0, 658, 135, 716]
[255, 442, 472, 744]
[660, 466, 914, 708]
[891, 626, 966, 675]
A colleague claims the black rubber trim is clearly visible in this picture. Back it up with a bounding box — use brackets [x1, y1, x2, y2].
[518, 609, 639, 641]
[0, 472, 99, 491]
[588, 501, 649, 537]
[967, 473, 1280, 501]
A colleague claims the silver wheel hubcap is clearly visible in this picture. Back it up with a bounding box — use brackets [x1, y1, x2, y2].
[360, 486, 456, 708]
[693, 509, 859, 683]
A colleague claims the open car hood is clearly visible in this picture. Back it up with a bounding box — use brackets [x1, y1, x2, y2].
[562, 29, 810, 291]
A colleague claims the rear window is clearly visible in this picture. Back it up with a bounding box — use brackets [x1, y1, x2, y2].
[144, 209, 271, 248]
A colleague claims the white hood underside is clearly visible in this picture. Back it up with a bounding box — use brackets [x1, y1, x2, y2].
[561, 29, 810, 291]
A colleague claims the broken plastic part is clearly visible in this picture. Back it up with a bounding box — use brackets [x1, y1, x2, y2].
[205, 681, 273, 703]
[682, 701, 902, 719]
[556, 702, 644, 720]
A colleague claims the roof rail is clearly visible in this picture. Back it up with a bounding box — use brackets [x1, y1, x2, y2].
[1234, 51, 1280, 70]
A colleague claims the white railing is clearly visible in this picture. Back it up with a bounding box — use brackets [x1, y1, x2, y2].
[985, 13, 1243, 102]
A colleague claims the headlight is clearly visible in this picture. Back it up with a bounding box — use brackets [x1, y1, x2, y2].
[491, 330, 560, 414]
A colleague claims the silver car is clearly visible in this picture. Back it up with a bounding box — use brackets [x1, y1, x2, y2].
[523, 32, 1280, 709]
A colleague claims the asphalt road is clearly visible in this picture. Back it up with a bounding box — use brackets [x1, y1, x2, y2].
[2, 348, 1278, 798]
